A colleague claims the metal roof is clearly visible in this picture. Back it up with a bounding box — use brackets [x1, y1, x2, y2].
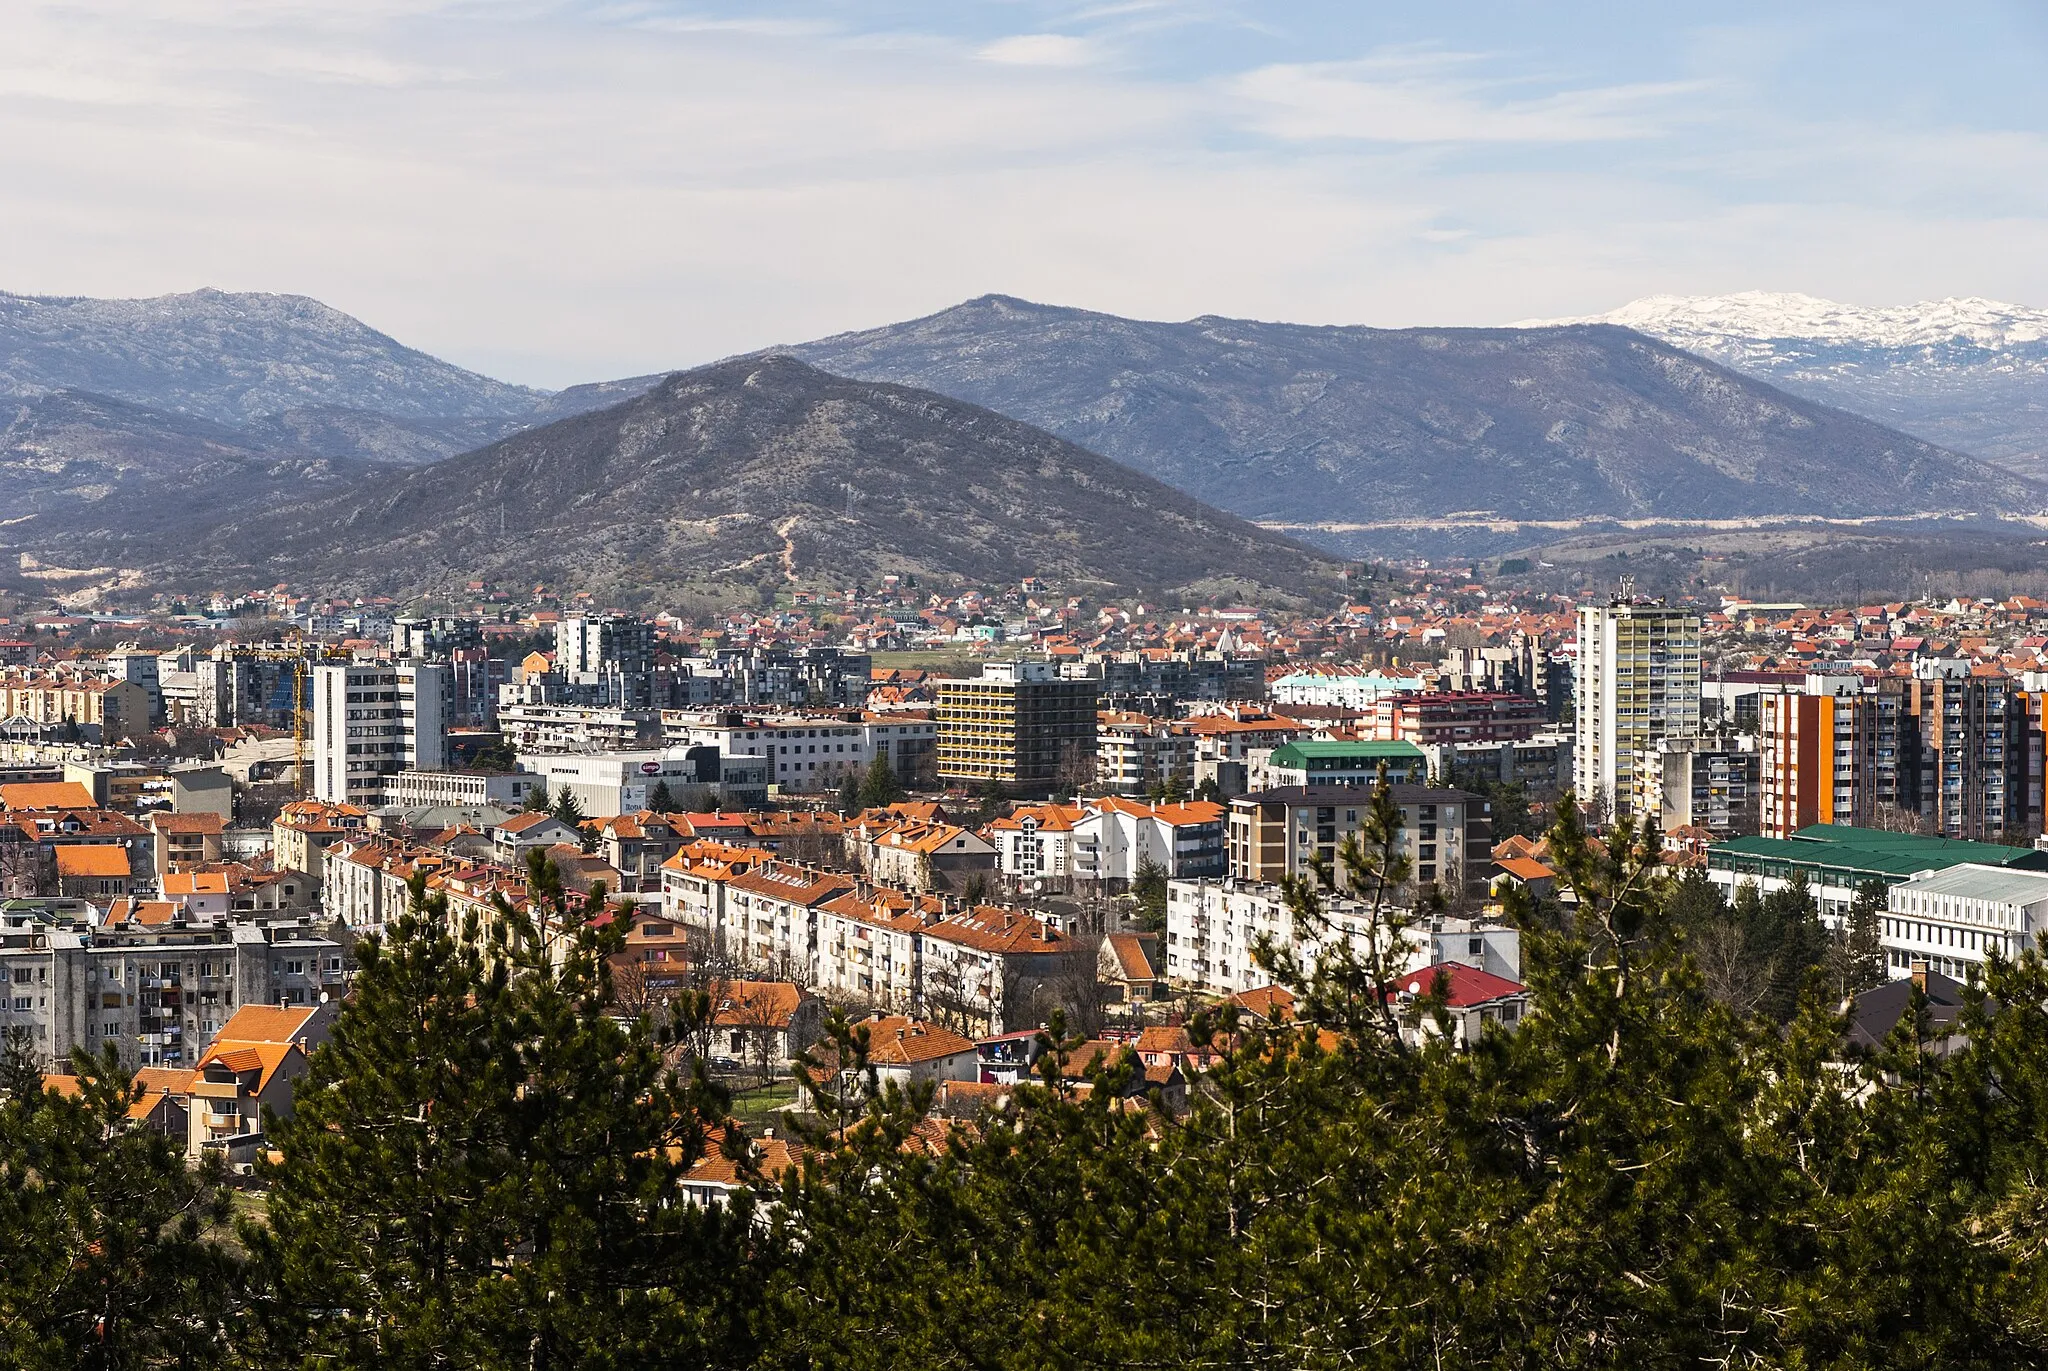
[1895, 862, 2048, 906]
[1710, 824, 2048, 879]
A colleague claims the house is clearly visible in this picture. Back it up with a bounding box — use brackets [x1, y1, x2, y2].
[797, 1013, 979, 1108]
[183, 1002, 332, 1162]
[39, 1066, 189, 1137]
[1098, 932, 1165, 1008]
[147, 810, 225, 877]
[162, 870, 233, 924]
[678, 1126, 805, 1209]
[489, 811, 585, 867]
[1845, 962, 1974, 1057]
[271, 800, 369, 880]
[54, 842, 134, 900]
[1384, 962, 1528, 1048]
[706, 979, 824, 1073]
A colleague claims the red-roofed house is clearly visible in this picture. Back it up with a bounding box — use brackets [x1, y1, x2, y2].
[1385, 963, 1528, 1048]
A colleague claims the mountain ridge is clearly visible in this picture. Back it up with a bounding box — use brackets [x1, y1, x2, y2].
[1527, 292, 2048, 474]
[123, 355, 1344, 608]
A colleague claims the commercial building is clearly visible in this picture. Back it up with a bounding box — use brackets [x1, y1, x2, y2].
[1367, 691, 1547, 747]
[311, 663, 449, 807]
[1573, 591, 1702, 818]
[663, 709, 937, 794]
[935, 661, 1099, 790]
[1883, 863, 2048, 983]
[383, 769, 541, 812]
[1706, 824, 2048, 922]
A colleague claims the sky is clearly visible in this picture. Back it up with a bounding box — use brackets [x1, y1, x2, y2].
[4, 0, 2047, 388]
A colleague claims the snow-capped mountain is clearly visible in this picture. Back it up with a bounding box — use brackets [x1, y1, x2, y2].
[1525, 292, 2048, 475]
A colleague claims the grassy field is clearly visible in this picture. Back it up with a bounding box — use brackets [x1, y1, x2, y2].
[725, 1079, 800, 1130]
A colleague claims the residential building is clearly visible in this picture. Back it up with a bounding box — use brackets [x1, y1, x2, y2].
[1227, 785, 1492, 892]
[935, 660, 1099, 789]
[0, 918, 346, 1071]
[271, 800, 369, 881]
[1249, 740, 1427, 791]
[147, 810, 225, 876]
[1070, 798, 1227, 883]
[1095, 713, 1196, 794]
[311, 662, 449, 807]
[1638, 736, 1760, 839]
[983, 802, 1084, 883]
[1573, 591, 1703, 818]
[662, 709, 935, 794]
[1384, 962, 1529, 1049]
[183, 1002, 331, 1165]
[1367, 691, 1547, 747]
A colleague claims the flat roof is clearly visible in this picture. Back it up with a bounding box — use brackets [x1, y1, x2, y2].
[1711, 824, 2048, 879]
[1896, 862, 2048, 905]
[1269, 740, 1426, 765]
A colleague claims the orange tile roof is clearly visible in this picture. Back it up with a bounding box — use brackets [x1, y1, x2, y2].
[54, 845, 131, 878]
[163, 871, 231, 896]
[214, 1003, 322, 1046]
[0, 781, 96, 810]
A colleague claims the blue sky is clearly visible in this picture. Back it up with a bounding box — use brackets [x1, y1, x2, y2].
[4, 1, 2045, 385]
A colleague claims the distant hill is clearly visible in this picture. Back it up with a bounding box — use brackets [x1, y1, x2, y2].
[144, 356, 1342, 607]
[1529, 292, 2048, 480]
[781, 296, 2044, 540]
[0, 288, 543, 424]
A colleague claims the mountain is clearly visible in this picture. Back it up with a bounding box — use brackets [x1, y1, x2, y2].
[779, 297, 2041, 549]
[140, 356, 1341, 607]
[1528, 292, 2048, 477]
[0, 288, 543, 424]
[0, 389, 378, 545]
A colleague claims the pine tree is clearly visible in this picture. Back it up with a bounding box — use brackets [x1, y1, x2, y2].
[524, 780, 551, 812]
[0, 1044, 240, 1369]
[647, 779, 676, 813]
[0, 1024, 40, 1102]
[551, 787, 586, 830]
[1130, 856, 1168, 933]
[858, 754, 903, 810]
[246, 877, 752, 1368]
[837, 771, 862, 816]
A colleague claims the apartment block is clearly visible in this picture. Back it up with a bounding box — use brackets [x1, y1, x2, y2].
[1573, 591, 1703, 818]
[311, 662, 449, 807]
[1227, 785, 1492, 893]
[935, 661, 1098, 789]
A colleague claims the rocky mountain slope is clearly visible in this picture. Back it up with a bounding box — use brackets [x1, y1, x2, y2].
[0, 288, 543, 424]
[144, 357, 1342, 607]
[1531, 292, 2048, 477]
[782, 296, 2042, 539]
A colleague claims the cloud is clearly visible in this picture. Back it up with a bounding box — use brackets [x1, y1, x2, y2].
[976, 33, 1103, 68]
[1229, 55, 1705, 144]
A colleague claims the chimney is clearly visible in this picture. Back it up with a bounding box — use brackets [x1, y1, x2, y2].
[1911, 958, 1928, 993]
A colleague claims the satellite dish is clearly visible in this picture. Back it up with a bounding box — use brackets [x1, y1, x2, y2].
[318, 991, 329, 1004]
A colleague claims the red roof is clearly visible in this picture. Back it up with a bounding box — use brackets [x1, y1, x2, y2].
[1388, 962, 1525, 1008]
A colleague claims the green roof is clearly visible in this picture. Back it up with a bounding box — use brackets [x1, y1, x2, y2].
[1269, 740, 1426, 769]
[1710, 824, 2048, 880]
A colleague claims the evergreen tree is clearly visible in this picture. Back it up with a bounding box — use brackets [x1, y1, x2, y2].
[524, 780, 551, 813]
[974, 775, 1008, 824]
[1130, 856, 1168, 933]
[1828, 877, 1890, 998]
[858, 754, 904, 810]
[837, 771, 862, 816]
[246, 877, 753, 1369]
[0, 1024, 40, 1102]
[647, 779, 676, 813]
[0, 1044, 240, 1369]
[551, 787, 587, 831]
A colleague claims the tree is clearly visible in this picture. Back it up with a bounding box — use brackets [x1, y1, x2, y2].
[524, 780, 551, 813]
[1130, 856, 1168, 933]
[1478, 779, 1538, 841]
[1827, 877, 1890, 999]
[1194, 775, 1223, 804]
[0, 1044, 241, 1369]
[551, 786, 587, 836]
[974, 775, 1009, 825]
[837, 771, 861, 816]
[647, 778, 676, 813]
[858, 754, 904, 810]
[245, 877, 754, 1369]
[0, 1025, 42, 1104]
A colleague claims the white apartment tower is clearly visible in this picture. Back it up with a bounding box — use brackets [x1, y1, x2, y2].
[312, 663, 450, 806]
[1574, 587, 1702, 820]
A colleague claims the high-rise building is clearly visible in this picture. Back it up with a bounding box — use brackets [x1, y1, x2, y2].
[312, 663, 449, 807]
[1759, 671, 2044, 842]
[555, 614, 655, 677]
[935, 661, 1098, 789]
[1573, 589, 1702, 818]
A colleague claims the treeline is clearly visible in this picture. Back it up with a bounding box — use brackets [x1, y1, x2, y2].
[10, 799, 2048, 1368]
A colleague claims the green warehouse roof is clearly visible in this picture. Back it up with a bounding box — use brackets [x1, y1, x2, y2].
[1710, 824, 2048, 882]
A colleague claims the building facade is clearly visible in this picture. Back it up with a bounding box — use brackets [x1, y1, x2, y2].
[311, 663, 449, 807]
[935, 661, 1099, 789]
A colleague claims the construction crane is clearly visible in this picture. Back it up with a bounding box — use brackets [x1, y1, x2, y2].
[235, 639, 351, 796]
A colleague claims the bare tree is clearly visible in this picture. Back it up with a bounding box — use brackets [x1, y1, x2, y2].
[1691, 921, 1772, 1017]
